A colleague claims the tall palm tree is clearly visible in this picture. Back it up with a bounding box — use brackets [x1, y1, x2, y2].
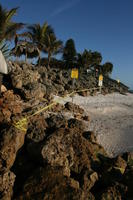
[0, 4, 24, 41]
[26, 22, 54, 65]
[43, 33, 63, 68]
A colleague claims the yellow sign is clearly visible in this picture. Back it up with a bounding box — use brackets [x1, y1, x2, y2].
[117, 79, 120, 83]
[71, 69, 79, 79]
[99, 74, 103, 81]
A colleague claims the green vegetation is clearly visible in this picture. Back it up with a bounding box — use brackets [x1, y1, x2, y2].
[25, 22, 54, 65]
[43, 33, 63, 68]
[0, 5, 23, 41]
[0, 3, 113, 75]
[63, 38, 77, 68]
[102, 62, 113, 76]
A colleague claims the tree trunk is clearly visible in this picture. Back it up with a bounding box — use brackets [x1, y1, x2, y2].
[0, 73, 3, 96]
[48, 52, 51, 69]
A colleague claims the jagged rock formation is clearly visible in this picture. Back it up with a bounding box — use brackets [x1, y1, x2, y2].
[0, 91, 26, 200]
[0, 61, 132, 199]
[6, 61, 128, 102]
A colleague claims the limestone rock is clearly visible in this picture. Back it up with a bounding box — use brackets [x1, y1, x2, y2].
[64, 102, 84, 114]
[0, 90, 23, 123]
[14, 166, 95, 200]
[0, 170, 15, 200]
[0, 126, 27, 172]
[26, 115, 48, 143]
[1, 85, 7, 93]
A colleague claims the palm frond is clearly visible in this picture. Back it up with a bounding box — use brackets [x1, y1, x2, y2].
[5, 22, 24, 40]
[0, 4, 23, 41]
[43, 33, 63, 55]
[0, 40, 10, 59]
[5, 7, 18, 25]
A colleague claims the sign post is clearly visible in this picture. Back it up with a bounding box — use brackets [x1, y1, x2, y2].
[71, 68, 79, 114]
[117, 79, 120, 92]
[117, 79, 120, 84]
[98, 74, 103, 93]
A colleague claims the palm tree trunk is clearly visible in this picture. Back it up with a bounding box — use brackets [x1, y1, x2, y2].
[48, 52, 51, 69]
[0, 73, 3, 96]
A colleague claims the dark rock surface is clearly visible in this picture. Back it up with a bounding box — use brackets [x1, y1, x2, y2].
[7, 61, 128, 102]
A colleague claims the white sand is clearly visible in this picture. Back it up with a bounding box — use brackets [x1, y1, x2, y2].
[54, 92, 133, 157]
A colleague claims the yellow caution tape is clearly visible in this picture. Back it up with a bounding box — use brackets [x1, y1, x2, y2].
[113, 167, 125, 174]
[29, 102, 57, 117]
[13, 87, 100, 132]
[13, 117, 28, 132]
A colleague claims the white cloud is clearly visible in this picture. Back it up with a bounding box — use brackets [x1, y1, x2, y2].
[50, 0, 81, 17]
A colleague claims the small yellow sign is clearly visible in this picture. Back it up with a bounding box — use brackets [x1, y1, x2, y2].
[117, 79, 120, 83]
[71, 68, 79, 79]
[99, 74, 103, 81]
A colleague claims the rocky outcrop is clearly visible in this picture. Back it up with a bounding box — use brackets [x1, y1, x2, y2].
[12, 113, 133, 200]
[64, 102, 84, 114]
[0, 90, 27, 200]
[0, 126, 27, 172]
[0, 171, 15, 200]
[0, 98, 133, 200]
[8, 61, 46, 100]
[7, 61, 129, 102]
[0, 61, 131, 199]
[0, 90, 23, 124]
[9, 62, 40, 89]
[14, 166, 95, 200]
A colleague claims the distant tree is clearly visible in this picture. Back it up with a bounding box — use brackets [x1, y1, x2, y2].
[77, 53, 83, 68]
[77, 50, 102, 71]
[102, 62, 113, 76]
[43, 33, 63, 68]
[91, 51, 102, 66]
[63, 38, 77, 68]
[0, 4, 23, 41]
[77, 49, 92, 68]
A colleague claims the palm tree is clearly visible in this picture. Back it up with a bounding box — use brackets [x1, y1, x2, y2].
[12, 39, 39, 62]
[43, 33, 63, 68]
[0, 4, 23, 41]
[25, 22, 54, 65]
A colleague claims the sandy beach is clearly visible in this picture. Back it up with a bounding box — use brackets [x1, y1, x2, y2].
[54, 92, 133, 157]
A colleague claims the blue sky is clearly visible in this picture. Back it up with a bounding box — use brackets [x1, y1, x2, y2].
[1, 0, 133, 88]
